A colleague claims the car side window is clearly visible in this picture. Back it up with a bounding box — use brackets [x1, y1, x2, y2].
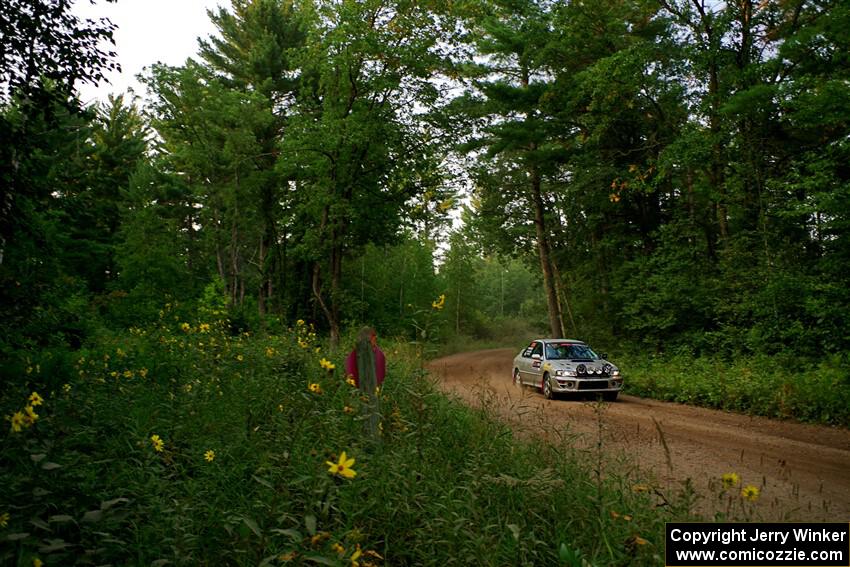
[531, 342, 543, 357]
[522, 342, 535, 358]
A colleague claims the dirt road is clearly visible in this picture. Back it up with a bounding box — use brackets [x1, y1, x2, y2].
[428, 348, 850, 521]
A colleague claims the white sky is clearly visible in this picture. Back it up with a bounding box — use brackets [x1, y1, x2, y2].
[73, 0, 224, 105]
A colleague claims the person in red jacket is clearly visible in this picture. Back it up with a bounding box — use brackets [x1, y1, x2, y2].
[344, 327, 386, 388]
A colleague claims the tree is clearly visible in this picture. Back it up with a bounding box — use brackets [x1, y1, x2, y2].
[199, 0, 306, 316]
[282, 0, 449, 346]
[454, 0, 567, 338]
[1, 0, 119, 266]
[57, 95, 148, 292]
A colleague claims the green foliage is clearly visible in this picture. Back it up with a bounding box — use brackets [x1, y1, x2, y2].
[341, 238, 439, 338]
[622, 353, 850, 426]
[2, 316, 705, 565]
[0, 0, 119, 105]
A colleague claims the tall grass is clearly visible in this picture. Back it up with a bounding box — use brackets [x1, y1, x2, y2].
[2, 310, 764, 566]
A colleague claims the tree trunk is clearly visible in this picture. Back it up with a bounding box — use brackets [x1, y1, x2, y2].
[552, 262, 575, 337]
[258, 234, 267, 317]
[530, 166, 564, 338]
[708, 47, 729, 242]
[329, 232, 342, 349]
[311, 205, 340, 348]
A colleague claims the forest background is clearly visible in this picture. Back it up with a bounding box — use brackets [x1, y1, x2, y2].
[2, 0, 850, 564]
[3, 0, 850, 403]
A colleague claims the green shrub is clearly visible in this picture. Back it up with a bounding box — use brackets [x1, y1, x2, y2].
[621, 353, 850, 426]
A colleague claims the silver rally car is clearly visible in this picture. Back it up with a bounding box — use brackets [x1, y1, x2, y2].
[512, 339, 622, 401]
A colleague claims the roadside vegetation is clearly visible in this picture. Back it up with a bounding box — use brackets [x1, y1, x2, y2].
[2, 308, 748, 566]
[620, 353, 850, 427]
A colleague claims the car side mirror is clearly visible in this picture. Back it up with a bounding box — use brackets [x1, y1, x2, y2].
[599, 353, 608, 360]
[531, 353, 542, 360]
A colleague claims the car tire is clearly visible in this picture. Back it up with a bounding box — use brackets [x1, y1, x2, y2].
[542, 373, 554, 400]
[602, 391, 619, 402]
[513, 368, 522, 388]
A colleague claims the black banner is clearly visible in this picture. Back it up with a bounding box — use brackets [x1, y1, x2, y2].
[666, 523, 849, 566]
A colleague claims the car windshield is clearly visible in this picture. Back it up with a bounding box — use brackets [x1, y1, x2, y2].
[545, 343, 599, 361]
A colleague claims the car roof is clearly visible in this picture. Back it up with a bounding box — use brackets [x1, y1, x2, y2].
[536, 338, 586, 344]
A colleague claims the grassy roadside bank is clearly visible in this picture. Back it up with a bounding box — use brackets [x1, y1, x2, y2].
[620, 353, 850, 427]
[1, 312, 768, 566]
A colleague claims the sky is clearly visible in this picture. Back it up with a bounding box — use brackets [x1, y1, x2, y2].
[72, 0, 224, 105]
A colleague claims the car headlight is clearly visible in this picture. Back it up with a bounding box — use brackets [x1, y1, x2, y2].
[555, 369, 576, 377]
[612, 369, 620, 376]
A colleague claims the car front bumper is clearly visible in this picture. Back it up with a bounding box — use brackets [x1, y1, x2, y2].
[551, 377, 622, 393]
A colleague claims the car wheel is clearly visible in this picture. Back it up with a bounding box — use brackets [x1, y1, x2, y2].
[542, 373, 554, 400]
[513, 368, 522, 387]
[602, 391, 619, 402]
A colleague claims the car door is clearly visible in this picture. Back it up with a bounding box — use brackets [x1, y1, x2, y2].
[517, 341, 536, 385]
[528, 341, 544, 383]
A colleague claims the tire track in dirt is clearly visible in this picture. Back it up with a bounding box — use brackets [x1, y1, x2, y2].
[428, 348, 850, 521]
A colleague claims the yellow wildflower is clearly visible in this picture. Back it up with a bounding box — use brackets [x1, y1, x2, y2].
[180, 322, 191, 332]
[309, 383, 323, 394]
[350, 544, 363, 566]
[150, 434, 164, 452]
[343, 406, 354, 415]
[326, 451, 357, 479]
[199, 323, 210, 333]
[0, 511, 9, 527]
[332, 542, 345, 555]
[298, 339, 309, 349]
[63, 383, 71, 393]
[741, 485, 760, 502]
[431, 294, 445, 310]
[139, 368, 148, 378]
[265, 347, 276, 357]
[345, 375, 356, 387]
[33, 559, 43, 567]
[278, 404, 285, 412]
[296, 319, 305, 326]
[236, 354, 244, 362]
[319, 358, 335, 371]
[116, 348, 126, 357]
[310, 532, 330, 546]
[28, 392, 44, 407]
[721, 472, 740, 489]
[123, 369, 134, 378]
[204, 450, 215, 462]
[24, 405, 38, 424]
